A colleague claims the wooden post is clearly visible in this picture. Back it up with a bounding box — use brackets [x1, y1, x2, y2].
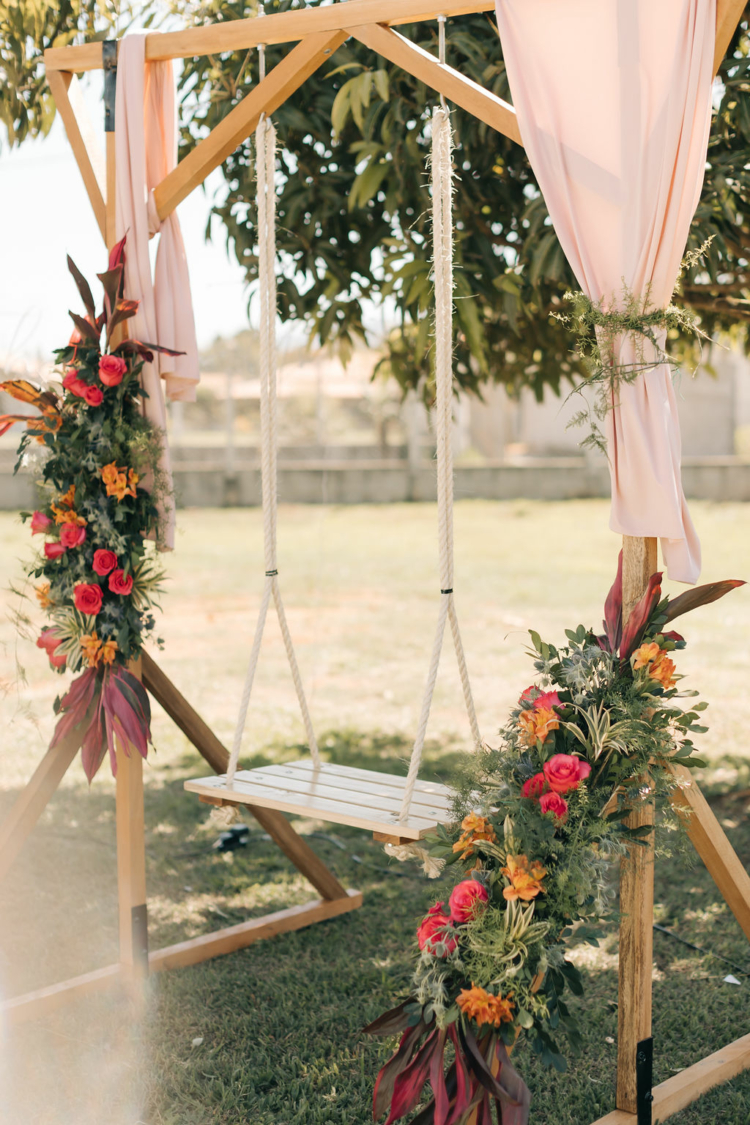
[115, 658, 149, 979]
[616, 535, 657, 1113]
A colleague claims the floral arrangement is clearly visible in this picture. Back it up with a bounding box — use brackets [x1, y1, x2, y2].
[1, 241, 179, 780]
[366, 557, 743, 1124]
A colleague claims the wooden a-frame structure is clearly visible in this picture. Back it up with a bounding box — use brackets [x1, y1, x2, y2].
[1, 2, 750, 1122]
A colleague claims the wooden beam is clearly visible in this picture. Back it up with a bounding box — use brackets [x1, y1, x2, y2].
[0, 963, 122, 1026]
[670, 764, 750, 943]
[714, 0, 748, 75]
[0, 733, 82, 884]
[592, 1031, 750, 1125]
[154, 29, 347, 220]
[148, 890, 362, 972]
[46, 70, 106, 240]
[43, 2, 498, 72]
[616, 535, 658, 1114]
[349, 24, 521, 146]
[115, 659, 149, 976]
[141, 650, 229, 774]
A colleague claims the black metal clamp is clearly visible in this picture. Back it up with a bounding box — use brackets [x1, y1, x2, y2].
[103, 39, 118, 133]
[636, 1036, 654, 1125]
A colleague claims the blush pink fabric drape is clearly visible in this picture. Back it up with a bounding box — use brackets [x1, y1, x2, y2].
[495, 0, 716, 583]
[115, 32, 200, 549]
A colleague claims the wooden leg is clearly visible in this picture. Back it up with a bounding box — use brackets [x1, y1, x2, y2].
[617, 536, 658, 1113]
[0, 732, 82, 884]
[670, 765, 750, 942]
[115, 659, 149, 979]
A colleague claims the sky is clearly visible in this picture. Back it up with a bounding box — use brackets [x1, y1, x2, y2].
[0, 73, 255, 367]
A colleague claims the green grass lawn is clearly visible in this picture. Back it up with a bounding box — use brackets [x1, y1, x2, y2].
[1, 500, 749, 1124]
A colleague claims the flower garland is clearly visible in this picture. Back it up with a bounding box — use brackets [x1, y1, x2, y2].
[555, 240, 713, 453]
[1, 241, 179, 780]
[366, 558, 743, 1124]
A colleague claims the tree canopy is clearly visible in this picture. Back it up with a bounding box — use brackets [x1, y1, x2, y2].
[3, 0, 750, 401]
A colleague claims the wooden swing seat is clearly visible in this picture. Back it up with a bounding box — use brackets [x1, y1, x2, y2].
[184, 759, 455, 840]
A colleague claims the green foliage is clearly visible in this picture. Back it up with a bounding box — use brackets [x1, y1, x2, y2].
[4, 1, 750, 402]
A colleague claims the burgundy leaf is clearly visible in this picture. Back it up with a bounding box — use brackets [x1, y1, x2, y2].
[80, 690, 107, 782]
[476, 1093, 493, 1125]
[372, 1021, 426, 1119]
[67, 255, 96, 322]
[446, 1026, 473, 1125]
[106, 299, 139, 342]
[134, 338, 186, 358]
[459, 1026, 523, 1109]
[116, 667, 152, 728]
[661, 630, 685, 643]
[493, 1040, 530, 1125]
[104, 706, 118, 776]
[50, 669, 99, 749]
[663, 579, 745, 624]
[363, 1000, 412, 1037]
[386, 1030, 441, 1125]
[97, 265, 124, 320]
[108, 234, 127, 271]
[620, 571, 663, 661]
[429, 1029, 449, 1125]
[104, 680, 148, 759]
[602, 550, 623, 654]
[68, 311, 101, 345]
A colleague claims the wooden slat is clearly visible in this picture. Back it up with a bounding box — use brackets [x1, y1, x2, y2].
[184, 774, 440, 838]
[149, 890, 362, 971]
[670, 764, 750, 943]
[154, 29, 348, 221]
[592, 1031, 750, 1125]
[714, 0, 748, 75]
[254, 761, 454, 810]
[0, 733, 82, 884]
[46, 70, 106, 240]
[0, 963, 122, 1026]
[289, 757, 454, 799]
[230, 766, 451, 822]
[616, 536, 658, 1114]
[44, 2, 498, 71]
[351, 24, 521, 146]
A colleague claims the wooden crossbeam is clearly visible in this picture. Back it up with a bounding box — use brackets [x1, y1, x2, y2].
[43, 1, 498, 73]
[46, 70, 106, 239]
[715, 0, 748, 73]
[155, 28, 347, 221]
[349, 24, 521, 146]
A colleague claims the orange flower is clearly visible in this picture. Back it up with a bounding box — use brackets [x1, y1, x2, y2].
[101, 463, 120, 486]
[633, 642, 661, 670]
[518, 705, 559, 747]
[452, 813, 497, 860]
[126, 468, 139, 496]
[102, 462, 138, 502]
[36, 582, 52, 609]
[501, 854, 547, 902]
[457, 985, 515, 1028]
[100, 639, 118, 665]
[649, 653, 676, 689]
[80, 632, 103, 668]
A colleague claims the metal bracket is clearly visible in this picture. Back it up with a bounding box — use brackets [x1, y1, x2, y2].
[636, 1036, 654, 1125]
[103, 40, 117, 133]
[131, 903, 149, 976]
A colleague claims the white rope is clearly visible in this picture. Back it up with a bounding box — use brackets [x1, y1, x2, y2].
[397, 105, 481, 824]
[225, 115, 320, 791]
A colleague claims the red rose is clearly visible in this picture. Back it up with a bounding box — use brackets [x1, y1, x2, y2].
[540, 791, 568, 823]
[60, 523, 86, 549]
[62, 371, 87, 397]
[99, 354, 128, 387]
[30, 510, 52, 535]
[108, 568, 133, 596]
[417, 908, 457, 955]
[44, 541, 66, 560]
[518, 686, 561, 711]
[83, 385, 104, 407]
[522, 772, 547, 800]
[543, 754, 592, 794]
[74, 583, 103, 616]
[448, 879, 489, 924]
[93, 549, 118, 576]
